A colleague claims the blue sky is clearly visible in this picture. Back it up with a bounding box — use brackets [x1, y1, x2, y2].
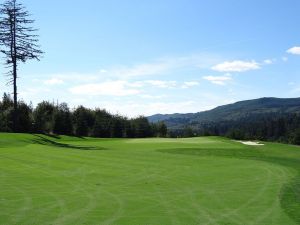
[1, 0, 300, 117]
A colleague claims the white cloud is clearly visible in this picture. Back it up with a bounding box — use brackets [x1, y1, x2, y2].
[90, 95, 237, 117]
[20, 87, 51, 99]
[144, 101, 196, 115]
[69, 81, 140, 96]
[203, 75, 232, 86]
[138, 80, 199, 89]
[100, 54, 222, 79]
[140, 94, 167, 99]
[110, 62, 173, 79]
[184, 81, 199, 86]
[33, 54, 222, 87]
[41, 73, 99, 83]
[263, 59, 274, 65]
[287, 46, 300, 55]
[127, 81, 145, 88]
[145, 80, 177, 88]
[181, 81, 200, 89]
[44, 78, 64, 85]
[69, 79, 201, 97]
[212, 60, 260, 72]
[131, 80, 198, 89]
[94, 100, 198, 117]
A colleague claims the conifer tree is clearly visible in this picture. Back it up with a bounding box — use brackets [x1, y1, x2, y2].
[0, 0, 43, 131]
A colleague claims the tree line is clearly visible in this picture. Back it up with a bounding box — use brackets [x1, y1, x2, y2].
[167, 112, 300, 145]
[0, 93, 168, 138]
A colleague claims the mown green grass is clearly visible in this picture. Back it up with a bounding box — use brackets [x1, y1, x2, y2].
[0, 133, 299, 225]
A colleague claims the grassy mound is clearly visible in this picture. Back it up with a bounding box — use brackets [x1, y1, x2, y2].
[0, 133, 299, 225]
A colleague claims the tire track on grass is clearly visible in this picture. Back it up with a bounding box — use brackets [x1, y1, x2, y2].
[250, 165, 293, 225]
[99, 188, 124, 225]
[154, 185, 180, 225]
[208, 164, 286, 225]
[50, 171, 99, 225]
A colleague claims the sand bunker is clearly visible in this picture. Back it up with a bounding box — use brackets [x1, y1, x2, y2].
[236, 141, 264, 146]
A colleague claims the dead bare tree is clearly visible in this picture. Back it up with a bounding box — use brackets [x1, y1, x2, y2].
[0, 0, 43, 132]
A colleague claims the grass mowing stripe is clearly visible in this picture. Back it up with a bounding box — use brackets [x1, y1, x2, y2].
[0, 133, 299, 225]
[160, 145, 300, 224]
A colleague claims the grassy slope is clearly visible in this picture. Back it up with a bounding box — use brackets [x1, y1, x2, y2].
[0, 133, 299, 225]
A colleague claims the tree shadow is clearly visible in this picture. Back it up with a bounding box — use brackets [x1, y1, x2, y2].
[32, 134, 107, 151]
[42, 133, 86, 140]
[43, 133, 61, 139]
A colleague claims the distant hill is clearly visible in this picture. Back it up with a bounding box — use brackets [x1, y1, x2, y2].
[148, 97, 300, 130]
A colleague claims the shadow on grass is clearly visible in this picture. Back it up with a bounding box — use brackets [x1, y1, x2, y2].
[43, 133, 61, 139]
[43, 133, 86, 140]
[32, 135, 107, 151]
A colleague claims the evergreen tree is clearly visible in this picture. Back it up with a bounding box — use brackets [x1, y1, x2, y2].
[111, 117, 124, 138]
[53, 103, 72, 135]
[15, 101, 33, 133]
[33, 101, 55, 133]
[0, 0, 43, 131]
[0, 93, 13, 131]
[124, 120, 135, 138]
[292, 128, 300, 145]
[157, 122, 167, 137]
[73, 106, 94, 136]
[132, 116, 151, 138]
[92, 109, 112, 137]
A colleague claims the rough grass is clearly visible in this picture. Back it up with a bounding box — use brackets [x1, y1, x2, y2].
[0, 133, 299, 225]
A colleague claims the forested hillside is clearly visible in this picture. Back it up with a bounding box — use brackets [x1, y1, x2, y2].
[148, 97, 300, 144]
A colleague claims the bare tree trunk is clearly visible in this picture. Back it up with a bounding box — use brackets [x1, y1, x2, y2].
[13, 61, 17, 132]
[12, 1, 17, 132]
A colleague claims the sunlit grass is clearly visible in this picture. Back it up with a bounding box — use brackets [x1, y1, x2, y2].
[0, 133, 299, 225]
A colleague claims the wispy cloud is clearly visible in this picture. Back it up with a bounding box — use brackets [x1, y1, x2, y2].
[69, 81, 140, 96]
[140, 94, 167, 99]
[263, 59, 275, 65]
[287, 46, 300, 55]
[88, 94, 237, 117]
[44, 78, 64, 85]
[33, 54, 222, 89]
[20, 87, 51, 99]
[38, 73, 100, 85]
[69, 79, 200, 97]
[212, 60, 260, 72]
[94, 100, 198, 117]
[203, 74, 232, 85]
[101, 54, 222, 79]
[181, 81, 200, 89]
[144, 80, 177, 88]
[110, 62, 172, 78]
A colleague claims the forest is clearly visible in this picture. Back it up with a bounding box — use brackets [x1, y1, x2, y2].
[0, 93, 168, 138]
[167, 112, 300, 145]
